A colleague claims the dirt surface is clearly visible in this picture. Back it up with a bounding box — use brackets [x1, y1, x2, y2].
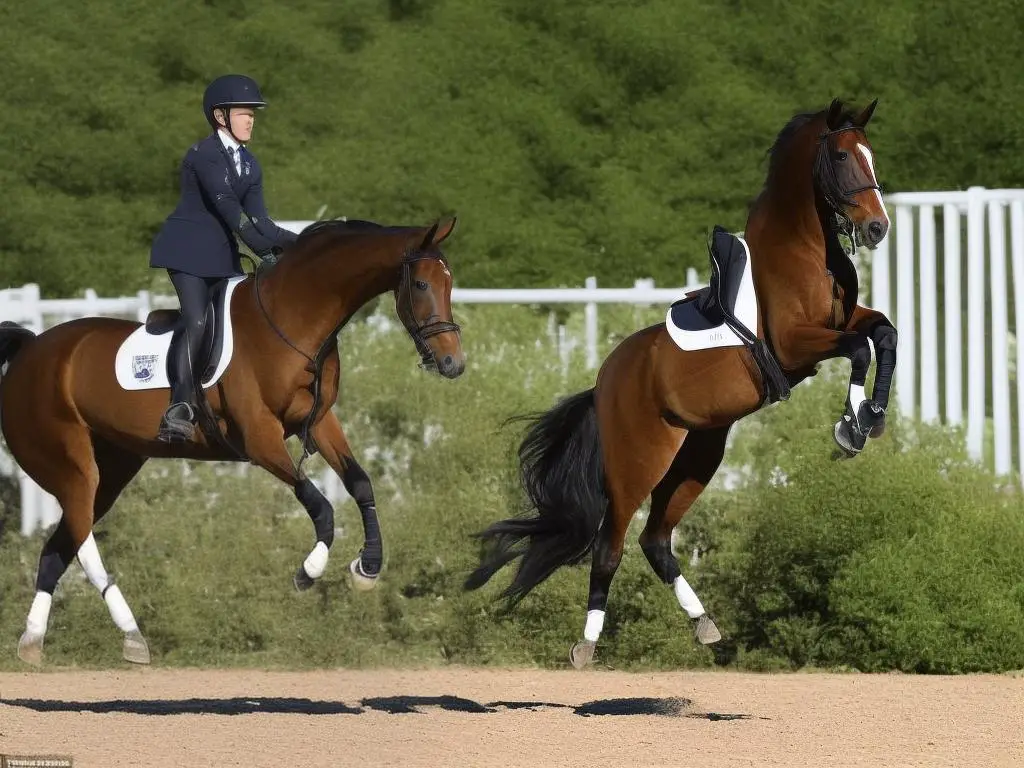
[0, 667, 1021, 767]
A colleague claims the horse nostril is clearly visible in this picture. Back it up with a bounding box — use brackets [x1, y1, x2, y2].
[442, 355, 453, 370]
[868, 221, 885, 241]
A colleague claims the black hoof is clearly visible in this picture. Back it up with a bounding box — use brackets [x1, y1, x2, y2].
[833, 399, 885, 457]
[293, 565, 315, 591]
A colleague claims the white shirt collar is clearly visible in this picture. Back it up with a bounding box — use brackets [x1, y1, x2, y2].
[217, 128, 243, 154]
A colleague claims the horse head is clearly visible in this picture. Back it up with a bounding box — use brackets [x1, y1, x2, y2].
[394, 217, 464, 379]
[813, 98, 889, 251]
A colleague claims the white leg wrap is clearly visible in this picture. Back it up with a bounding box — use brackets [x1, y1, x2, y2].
[26, 591, 53, 637]
[673, 575, 705, 619]
[76, 533, 111, 592]
[849, 383, 867, 411]
[583, 609, 605, 642]
[103, 585, 139, 633]
[303, 541, 330, 580]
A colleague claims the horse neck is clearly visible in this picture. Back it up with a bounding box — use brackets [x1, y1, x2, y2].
[744, 130, 845, 337]
[750, 151, 828, 262]
[259, 233, 406, 356]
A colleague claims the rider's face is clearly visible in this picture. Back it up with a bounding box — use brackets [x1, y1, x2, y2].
[217, 107, 255, 142]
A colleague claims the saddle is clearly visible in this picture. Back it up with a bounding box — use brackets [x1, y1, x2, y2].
[667, 226, 791, 405]
[143, 279, 230, 383]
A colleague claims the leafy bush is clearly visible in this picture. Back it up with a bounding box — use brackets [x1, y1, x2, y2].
[1, 306, 1022, 673]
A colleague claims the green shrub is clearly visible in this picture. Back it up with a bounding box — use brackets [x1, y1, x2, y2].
[1, 306, 1022, 673]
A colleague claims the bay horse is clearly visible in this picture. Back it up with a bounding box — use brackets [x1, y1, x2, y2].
[465, 98, 898, 668]
[0, 217, 464, 666]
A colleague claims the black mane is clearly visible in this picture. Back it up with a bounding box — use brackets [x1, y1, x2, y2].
[295, 218, 389, 245]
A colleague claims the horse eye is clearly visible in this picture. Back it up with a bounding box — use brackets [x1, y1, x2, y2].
[837, 150, 848, 161]
[415, 280, 428, 290]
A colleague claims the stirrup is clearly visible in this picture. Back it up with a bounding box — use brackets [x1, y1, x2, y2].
[157, 402, 196, 443]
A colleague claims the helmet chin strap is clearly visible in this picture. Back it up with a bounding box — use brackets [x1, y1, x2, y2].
[218, 106, 245, 144]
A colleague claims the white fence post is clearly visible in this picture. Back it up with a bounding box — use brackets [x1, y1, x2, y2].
[918, 205, 939, 423]
[966, 186, 987, 462]
[988, 201, 1011, 476]
[943, 202, 963, 426]
[1010, 199, 1024, 482]
[584, 276, 598, 370]
[894, 204, 917, 421]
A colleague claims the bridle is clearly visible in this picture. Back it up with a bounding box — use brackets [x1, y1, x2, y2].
[817, 124, 883, 258]
[250, 247, 461, 371]
[395, 249, 462, 371]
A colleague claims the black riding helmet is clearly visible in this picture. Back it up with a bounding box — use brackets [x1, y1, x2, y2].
[203, 74, 266, 141]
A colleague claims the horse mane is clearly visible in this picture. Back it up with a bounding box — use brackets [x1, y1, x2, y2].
[295, 218, 389, 245]
[764, 98, 859, 209]
[290, 217, 448, 264]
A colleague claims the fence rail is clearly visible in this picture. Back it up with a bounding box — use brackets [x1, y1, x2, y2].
[3, 186, 1024, 536]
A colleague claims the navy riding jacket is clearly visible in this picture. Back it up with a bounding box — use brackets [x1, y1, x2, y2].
[150, 133, 297, 277]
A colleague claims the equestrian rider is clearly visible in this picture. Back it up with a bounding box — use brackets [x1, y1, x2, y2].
[149, 74, 297, 443]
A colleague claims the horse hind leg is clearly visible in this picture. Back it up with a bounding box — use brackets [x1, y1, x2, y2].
[570, 404, 687, 669]
[18, 436, 148, 666]
[81, 438, 149, 664]
[638, 426, 731, 647]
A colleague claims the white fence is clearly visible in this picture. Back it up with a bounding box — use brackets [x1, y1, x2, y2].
[2, 186, 1023, 535]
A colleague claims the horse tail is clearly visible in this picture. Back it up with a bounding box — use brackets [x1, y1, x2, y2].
[0, 321, 36, 376]
[464, 388, 607, 605]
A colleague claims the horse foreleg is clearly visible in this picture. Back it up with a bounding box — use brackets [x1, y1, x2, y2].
[310, 410, 382, 592]
[640, 426, 729, 645]
[240, 413, 335, 591]
[774, 324, 886, 456]
[848, 305, 898, 437]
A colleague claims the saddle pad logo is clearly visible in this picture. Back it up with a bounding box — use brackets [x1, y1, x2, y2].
[132, 354, 160, 382]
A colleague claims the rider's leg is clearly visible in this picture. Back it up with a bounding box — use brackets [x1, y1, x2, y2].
[158, 270, 215, 442]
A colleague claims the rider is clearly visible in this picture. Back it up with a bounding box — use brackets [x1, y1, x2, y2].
[150, 73, 297, 443]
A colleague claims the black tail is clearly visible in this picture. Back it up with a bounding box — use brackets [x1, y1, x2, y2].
[464, 388, 607, 606]
[0, 321, 36, 374]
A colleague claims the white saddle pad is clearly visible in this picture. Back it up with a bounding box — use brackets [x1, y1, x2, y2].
[665, 236, 759, 351]
[114, 276, 245, 391]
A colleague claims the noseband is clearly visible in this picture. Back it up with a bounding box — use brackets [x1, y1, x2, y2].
[396, 250, 461, 370]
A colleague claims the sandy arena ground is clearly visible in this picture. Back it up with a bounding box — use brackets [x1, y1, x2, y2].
[0, 667, 1021, 767]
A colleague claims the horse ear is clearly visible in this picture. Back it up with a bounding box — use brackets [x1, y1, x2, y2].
[854, 98, 878, 127]
[826, 97, 845, 130]
[432, 216, 457, 245]
[419, 221, 440, 250]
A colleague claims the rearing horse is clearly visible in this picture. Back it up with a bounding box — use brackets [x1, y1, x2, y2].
[466, 99, 897, 668]
[0, 217, 464, 666]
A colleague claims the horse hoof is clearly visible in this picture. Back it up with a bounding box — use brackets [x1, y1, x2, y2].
[694, 614, 722, 645]
[833, 421, 861, 457]
[123, 630, 151, 665]
[294, 565, 315, 592]
[348, 558, 379, 592]
[869, 421, 886, 438]
[569, 639, 596, 669]
[17, 632, 43, 667]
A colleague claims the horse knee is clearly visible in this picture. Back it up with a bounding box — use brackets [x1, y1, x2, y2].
[342, 459, 374, 506]
[640, 538, 680, 584]
[874, 325, 897, 353]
